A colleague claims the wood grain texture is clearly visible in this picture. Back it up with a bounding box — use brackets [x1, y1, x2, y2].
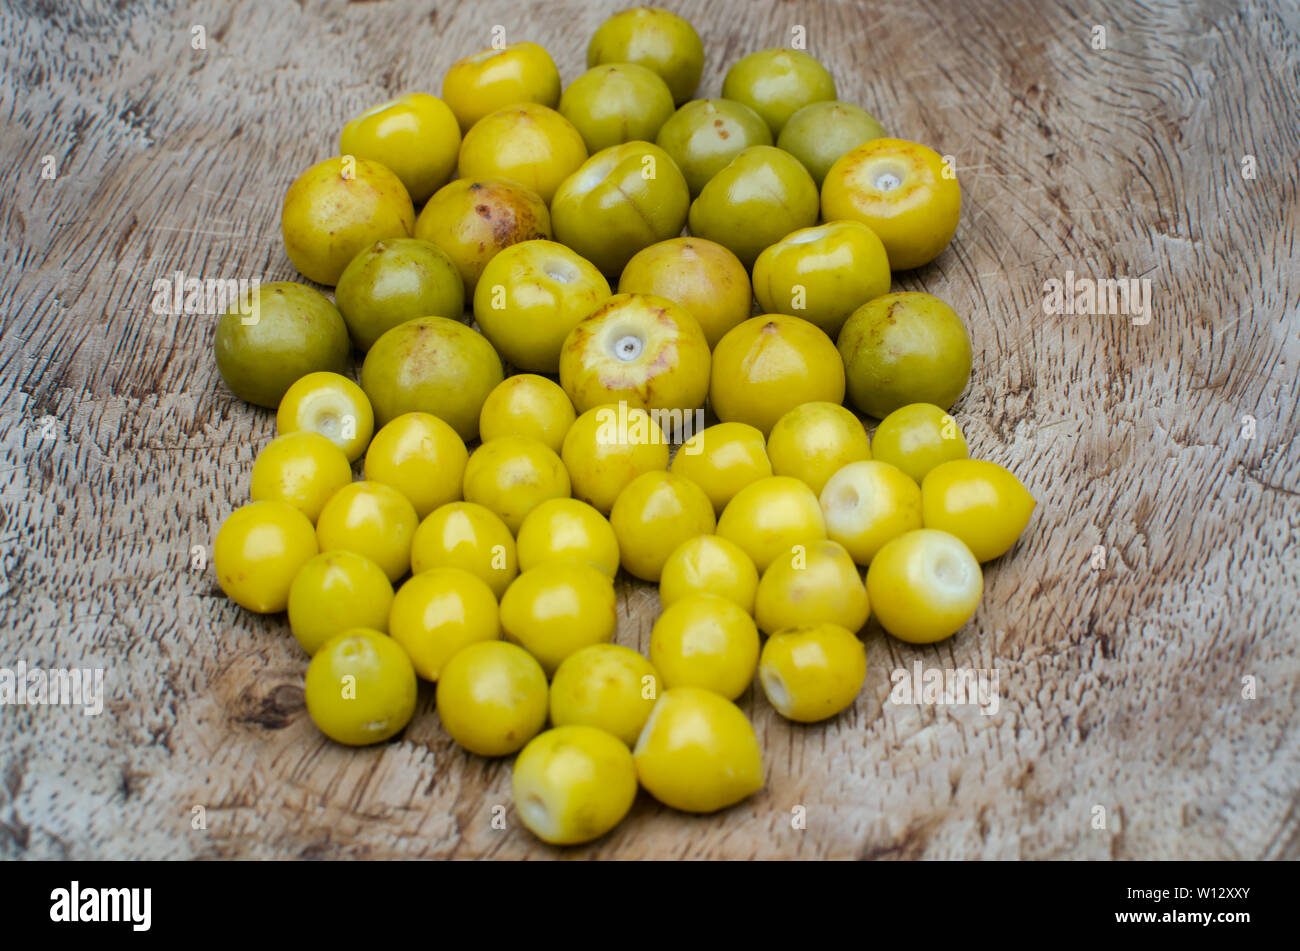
[1, 0, 1297, 860]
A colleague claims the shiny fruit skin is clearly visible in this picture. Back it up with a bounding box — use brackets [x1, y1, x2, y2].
[721, 48, 837, 136]
[473, 240, 610, 373]
[765, 401, 872, 496]
[360, 315, 504, 440]
[249, 431, 353, 524]
[462, 435, 571, 533]
[609, 470, 716, 582]
[458, 103, 587, 205]
[752, 220, 892, 337]
[821, 138, 961, 270]
[516, 498, 620, 577]
[559, 63, 676, 152]
[586, 7, 704, 105]
[649, 594, 760, 701]
[709, 315, 845, 435]
[288, 551, 394, 655]
[315, 480, 419, 583]
[499, 562, 617, 676]
[215, 282, 349, 409]
[819, 460, 922, 565]
[754, 539, 869, 635]
[920, 459, 1036, 562]
[551, 142, 690, 276]
[513, 725, 638, 845]
[276, 371, 375, 463]
[413, 178, 552, 294]
[549, 644, 660, 747]
[281, 156, 414, 286]
[441, 42, 562, 132]
[363, 412, 468, 519]
[777, 101, 886, 187]
[659, 534, 760, 614]
[837, 291, 972, 419]
[334, 238, 465, 352]
[410, 501, 517, 598]
[759, 622, 866, 723]
[560, 403, 671, 514]
[479, 374, 576, 453]
[213, 500, 319, 613]
[618, 237, 752, 349]
[687, 145, 819, 268]
[339, 93, 461, 203]
[866, 528, 982, 644]
[670, 421, 771, 515]
[871, 402, 968, 483]
[633, 686, 763, 813]
[305, 628, 417, 746]
[435, 641, 549, 756]
[654, 98, 772, 196]
[388, 567, 500, 681]
[716, 475, 826, 573]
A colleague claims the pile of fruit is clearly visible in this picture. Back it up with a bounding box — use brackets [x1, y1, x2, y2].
[210, 7, 1036, 847]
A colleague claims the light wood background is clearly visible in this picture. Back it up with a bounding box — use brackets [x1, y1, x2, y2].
[2, 0, 1297, 860]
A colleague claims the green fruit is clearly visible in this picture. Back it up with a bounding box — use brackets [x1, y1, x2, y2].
[214, 282, 349, 408]
[777, 101, 886, 187]
[655, 98, 772, 196]
[721, 48, 837, 136]
[559, 63, 676, 153]
[837, 292, 972, 419]
[335, 238, 465, 351]
[687, 146, 818, 268]
[360, 316, 504, 440]
[587, 7, 704, 105]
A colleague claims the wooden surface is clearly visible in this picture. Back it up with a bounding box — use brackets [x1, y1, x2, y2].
[2, 0, 1298, 860]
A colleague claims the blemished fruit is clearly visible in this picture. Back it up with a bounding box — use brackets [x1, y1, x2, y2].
[777, 101, 886, 187]
[659, 534, 760, 614]
[634, 686, 764, 813]
[710, 315, 845, 435]
[213, 500, 319, 613]
[670, 422, 772, 514]
[473, 240, 610, 373]
[650, 594, 760, 701]
[759, 623, 867, 723]
[360, 316, 504, 440]
[609, 470, 716, 582]
[765, 401, 872, 496]
[388, 567, 500, 681]
[866, 528, 982, 644]
[586, 7, 704, 105]
[559, 63, 676, 152]
[512, 725, 639, 845]
[249, 431, 353, 523]
[410, 501, 517, 599]
[821, 138, 961, 270]
[871, 403, 969, 483]
[339, 93, 461, 203]
[214, 282, 349, 409]
[479, 374, 577, 453]
[288, 551, 394, 656]
[754, 539, 869, 635]
[363, 412, 467, 519]
[561, 403, 671, 514]
[315, 481, 419, 583]
[500, 562, 617, 676]
[435, 641, 549, 756]
[819, 460, 923, 565]
[920, 459, 1036, 562]
[414, 178, 552, 294]
[654, 98, 772, 196]
[560, 293, 711, 416]
[458, 103, 587, 205]
[462, 435, 571, 533]
[305, 628, 417, 746]
[281, 155, 414, 286]
[276, 371, 375, 463]
[516, 498, 620, 577]
[441, 42, 563, 132]
[618, 237, 752, 349]
[716, 475, 826, 573]
[721, 48, 837, 135]
[334, 238, 465, 352]
[837, 292, 972, 419]
[549, 644, 660, 747]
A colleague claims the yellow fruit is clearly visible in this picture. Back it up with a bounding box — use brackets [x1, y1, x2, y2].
[388, 567, 500, 681]
[315, 481, 419, 582]
[512, 725, 638, 845]
[462, 435, 571, 533]
[249, 431, 353, 523]
[659, 534, 759, 615]
[549, 644, 660, 747]
[409, 501, 517, 599]
[500, 562, 617, 675]
[866, 528, 982, 643]
[920, 459, 1036, 562]
[288, 551, 394, 655]
[609, 470, 716, 581]
[479, 374, 577, 454]
[361, 412, 467, 520]
[650, 594, 760, 701]
[339, 92, 461, 203]
[436, 641, 549, 756]
[618, 237, 752, 348]
[669, 421, 771, 515]
[442, 42, 563, 132]
[561, 403, 671, 514]
[516, 498, 620, 577]
[766, 401, 872, 496]
[458, 103, 587, 205]
[305, 628, 417, 746]
[213, 501, 319, 613]
[759, 622, 866, 723]
[276, 371, 375, 463]
[819, 460, 922, 565]
[871, 403, 969, 483]
[716, 475, 826, 573]
[754, 539, 869, 635]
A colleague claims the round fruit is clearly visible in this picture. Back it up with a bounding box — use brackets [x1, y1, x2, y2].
[650, 594, 759, 701]
[276, 371, 375, 463]
[363, 412, 468, 518]
[654, 98, 772, 195]
[659, 534, 760, 614]
[512, 725, 638, 845]
[754, 538, 869, 635]
[305, 629, 417, 746]
[479, 374, 576, 453]
[866, 528, 982, 643]
[435, 641, 549, 756]
[559, 63, 676, 152]
[837, 291, 972, 419]
[214, 282, 349, 409]
[871, 403, 968, 483]
[462, 435, 571, 533]
[334, 238, 465, 352]
[920, 459, 1036, 562]
[759, 623, 867, 723]
[587, 7, 704, 105]
[561, 403, 671, 514]
[288, 551, 394, 655]
[500, 562, 617, 676]
[441, 42, 562, 132]
[549, 644, 660, 747]
[213, 500, 318, 613]
[633, 687, 763, 813]
[819, 460, 922, 565]
[410, 501, 517, 598]
[516, 498, 619, 577]
[249, 430, 353, 523]
[670, 422, 771, 514]
[458, 103, 587, 205]
[821, 138, 961, 270]
[609, 470, 716, 582]
[473, 240, 610, 373]
[777, 101, 886, 187]
[721, 48, 837, 135]
[766, 401, 872, 496]
[710, 315, 845, 435]
[315, 480, 419, 583]
[281, 155, 414, 285]
[339, 93, 461, 203]
[618, 237, 751, 348]
[388, 567, 500, 681]
[716, 475, 826, 573]
[360, 316, 504, 439]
